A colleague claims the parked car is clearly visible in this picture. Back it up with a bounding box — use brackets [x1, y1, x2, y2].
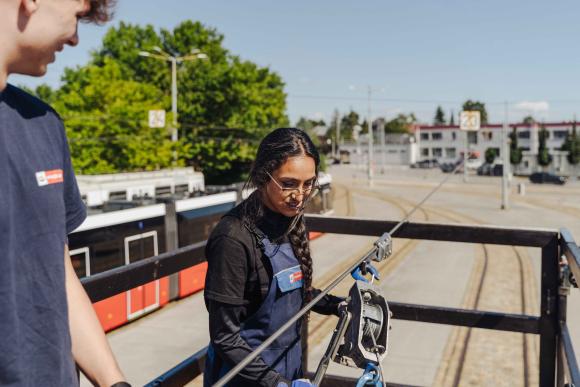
[411, 159, 439, 169]
[529, 172, 567, 185]
[440, 161, 461, 173]
[477, 163, 503, 176]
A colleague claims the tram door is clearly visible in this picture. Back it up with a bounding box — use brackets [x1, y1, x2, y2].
[125, 231, 159, 320]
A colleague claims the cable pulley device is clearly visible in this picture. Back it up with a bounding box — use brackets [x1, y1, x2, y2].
[335, 280, 391, 369]
[313, 280, 391, 386]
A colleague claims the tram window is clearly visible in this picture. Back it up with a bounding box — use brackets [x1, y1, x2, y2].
[174, 184, 189, 196]
[109, 190, 127, 201]
[91, 241, 123, 275]
[126, 232, 158, 264]
[69, 247, 89, 278]
[155, 186, 172, 197]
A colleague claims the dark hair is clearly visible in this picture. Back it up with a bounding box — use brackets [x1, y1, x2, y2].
[81, 0, 116, 24]
[241, 128, 320, 308]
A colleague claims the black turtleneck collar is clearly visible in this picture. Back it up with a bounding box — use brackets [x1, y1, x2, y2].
[256, 205, 294, 241]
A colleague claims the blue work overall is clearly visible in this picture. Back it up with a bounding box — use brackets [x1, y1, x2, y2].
[204, 228, 304, 386]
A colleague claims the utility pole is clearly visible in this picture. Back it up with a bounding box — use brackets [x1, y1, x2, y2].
[336, 113, 340, 160]
[367, 86, 373, 186]
[464, 130, 469, 183]
[501, 101, 510, 210]
[139, 47, 207, 164]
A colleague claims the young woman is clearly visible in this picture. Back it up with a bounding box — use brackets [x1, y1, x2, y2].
[203, 128, 343, 387]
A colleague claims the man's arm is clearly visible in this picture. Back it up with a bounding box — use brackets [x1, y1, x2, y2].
[64, 244, 127, 386]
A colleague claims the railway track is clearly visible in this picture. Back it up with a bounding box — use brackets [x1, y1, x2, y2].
[357, 189, 540, 387]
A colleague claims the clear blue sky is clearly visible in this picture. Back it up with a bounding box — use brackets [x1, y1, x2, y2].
[11, 0, 580, 125]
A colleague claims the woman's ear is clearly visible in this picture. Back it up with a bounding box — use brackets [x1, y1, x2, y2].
[20, 0, 39, 16]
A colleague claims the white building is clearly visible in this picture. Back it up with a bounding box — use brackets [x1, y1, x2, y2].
[415, 121, 580, 175]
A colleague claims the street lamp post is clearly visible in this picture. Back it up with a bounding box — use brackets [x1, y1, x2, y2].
[139, 47, 207, 161]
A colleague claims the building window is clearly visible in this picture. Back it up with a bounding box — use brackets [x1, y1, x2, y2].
[482, 131, 493, 140]
[431, 132, 442, 140]
[432, 148, 443, 157]
[420, 133, 429, 141]
[421, 148, 429, 157]
[467, 131, 478, 145]
[445, 148, 456, 158]
[518, 130, 530, 139]
[554, 130, 568, 139]
[452, 131, 457, 140]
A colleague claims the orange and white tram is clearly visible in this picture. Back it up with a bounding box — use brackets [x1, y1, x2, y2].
[68, 172, 333, 332]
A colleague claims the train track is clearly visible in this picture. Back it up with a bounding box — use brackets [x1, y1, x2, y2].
[307, 184, 430, 348]
[310, 182, 540, 386]
[357, 189, 540, 387]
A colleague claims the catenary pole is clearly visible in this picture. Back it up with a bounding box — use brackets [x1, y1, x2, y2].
[368, 86, 373, 186]
[501, 101, 510, 210]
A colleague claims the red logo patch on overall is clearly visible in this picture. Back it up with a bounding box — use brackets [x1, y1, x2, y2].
[36, 169, 64, 187]
[289, 271, 303, 284]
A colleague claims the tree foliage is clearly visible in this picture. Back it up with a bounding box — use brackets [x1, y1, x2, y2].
[462, 100, 488, 124]
[485, 148, 497, 164]
[44, 21, 289, 182]
[340, 110, 361, 140]
[537, 125, 552, 167]
[434, 106, 446, 125]
[561, 121, 580, 165]
[509, 127, 523, 165]
[385, 113, 416, 134]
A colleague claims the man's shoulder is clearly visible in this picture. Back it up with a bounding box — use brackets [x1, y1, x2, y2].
[3, 84, 59, 120]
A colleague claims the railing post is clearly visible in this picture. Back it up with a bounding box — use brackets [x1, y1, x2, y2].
[164, 199, 180, 301]
[557, 287, 568, 387]
[539, 236, 560, 387]
[301, 317, 309, 374]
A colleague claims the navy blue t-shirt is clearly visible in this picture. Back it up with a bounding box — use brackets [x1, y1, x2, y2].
[0, 84, 87, 386]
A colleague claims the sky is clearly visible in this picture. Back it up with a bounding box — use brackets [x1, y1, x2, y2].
[10, 0, 580, 126]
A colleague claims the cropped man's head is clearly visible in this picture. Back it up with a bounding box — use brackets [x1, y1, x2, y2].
[1, 0, 115, 78]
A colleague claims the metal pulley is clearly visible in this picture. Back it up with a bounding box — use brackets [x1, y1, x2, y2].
[335, 280, 391, 369]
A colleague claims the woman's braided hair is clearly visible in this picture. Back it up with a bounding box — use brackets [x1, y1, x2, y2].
[240, 128, 320, 307]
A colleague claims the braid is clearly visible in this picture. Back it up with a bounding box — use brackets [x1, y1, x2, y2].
[288, 214, 313, 307]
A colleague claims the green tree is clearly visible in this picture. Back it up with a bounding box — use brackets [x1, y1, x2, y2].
[509, 127, 523, 165]
[54, 21, 289, 182]
[296, 117, 325, 132]
[462, 100, 488, 124]
[340, 110, 361, 140]
[522, 115, 535, 125]
[561, 121, 580, 166]
[537, 125, 552, 168]
[385, 113, 416, 134]
[434, 106, 446, 125]
[449, 109, 455, 126]
[485, 148, 497, 164]
[53, 58, 178, 174]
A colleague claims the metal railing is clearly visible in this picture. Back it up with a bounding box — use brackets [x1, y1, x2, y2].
[81, 215, 579, 387]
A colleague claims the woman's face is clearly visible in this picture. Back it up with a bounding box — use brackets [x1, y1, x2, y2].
[261, 155, 317, 217]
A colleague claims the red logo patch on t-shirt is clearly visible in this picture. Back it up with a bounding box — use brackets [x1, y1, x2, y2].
[36, 169, 64, 186]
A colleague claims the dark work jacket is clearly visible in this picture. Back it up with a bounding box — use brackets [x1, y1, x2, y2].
[204, 204, 342, 386]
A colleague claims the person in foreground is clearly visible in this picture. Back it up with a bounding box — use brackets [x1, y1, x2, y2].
[0, 0, 128, 386]
[203, 128, 344, 387]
